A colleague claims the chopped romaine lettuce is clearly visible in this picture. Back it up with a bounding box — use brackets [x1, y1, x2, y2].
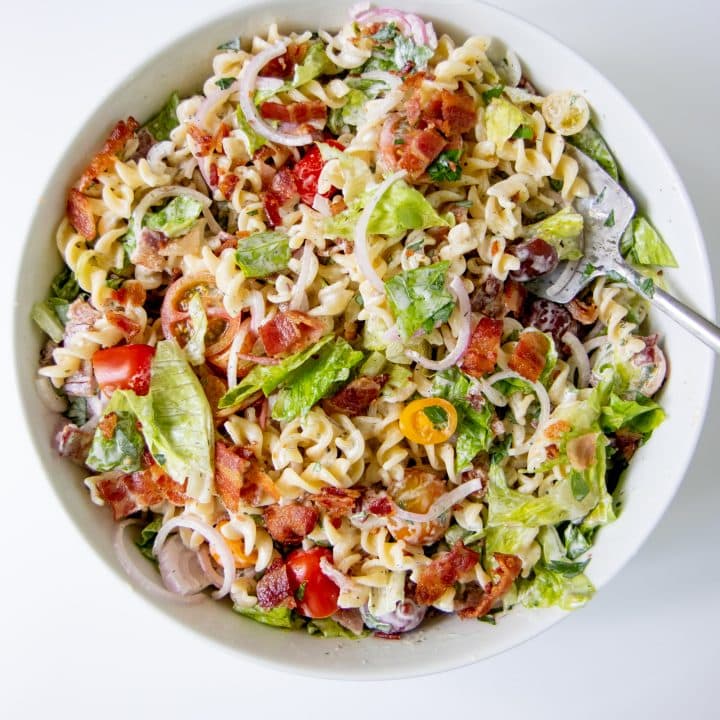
[234, 231, 291, 278]
[484, 525, 538, 568]
[432, 367, 493, 471]
[427, 150, 462, 182]
[306, 618, 365, 639]
[271, 338, 364, 422]
[136, 516, 162, 561]
[381, 364, 413, 396]
[51, 266, 81, 302]
[393, 34, 434, 71]
[522, 207, 584, 261]
[482, 84, 505, 105]
[567, 121, 619, 180]
[358, 351, 387, 377]
[485, 97, 531, 145]
[519, 563, 595, 610]
[385, 261, 456, 340]
[215, 77, 236, 90]
[66, 396, 88, 426]
[623, 216, 678, 268]
[144, 91, 180, 142]
[218, 336, 333, 409]
[31, 301, 65, 343]
[600, 392, 665, 437]
[328, 89, 368, 134]
[563, 523, 593, 560]
[143, 196, 204, 238]
[362, 22, 433, 73]
[536, 526, 589, 577]
[31, 267, 83, 341]
[111, 341, 214, 502]
[86, 410, 145, 473]
[217, 37, 242, 51]
[233, 605, 302, 629]
[184, 294, 207, 366]
[236, 106, 266, 154]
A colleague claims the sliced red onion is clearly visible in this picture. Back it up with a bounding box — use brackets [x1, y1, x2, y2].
[238, 42, 313, 147]
[355, 170, 407, 293]
[391, 476, 484, 524]
[289, 242, 317, 310]
[405, 276, 471, 371]
[197, 543, 226, 588]
[353, 8, 437, 49]
[195, 82, 237, 132]
[236, 353, 281, 366]
[562, 331, 590, 388]
[247, 290, 265, 334]
[132, 186, 211, 242]
[153, 514, 236, 600]
[158, 535, 212, 596]
[311, 193, 332, 216]
[113, 519, 205, 605]
[226, 322, 249, 389]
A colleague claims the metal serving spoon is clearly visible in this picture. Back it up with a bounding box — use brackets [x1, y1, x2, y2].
[526, 145, 720, 354]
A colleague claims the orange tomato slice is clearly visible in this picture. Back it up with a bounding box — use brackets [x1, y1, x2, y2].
[399, 398, 458, 445]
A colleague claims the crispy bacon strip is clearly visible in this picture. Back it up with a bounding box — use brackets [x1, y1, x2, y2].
[105, 311, 142, 340]
[264, 504, 319, 544]
[256, 558, 296, 609]
[187, 122, 230, 157]
[310, 487, 360, 522]
[259, 310, 325, 357]
[98, 412, 118, 440]
[260, 100, 327, 124]
[396, 128, 446, 179]
[79, 117, 140, 190]
[263, 168, 299, 227]
[508, 331, 550, 382]
[66, 189, 96, 240]
[568, 297, 599, 325]
[218, 171, 239, 199]
[322, 374, 388, 417]
[458, 553, 522, 619]
[110, 280, 146, 307]
[461, 317, 503, 377]
[415, 541, 480, 606]
[502, 279, 526, 316]
[240, 461, 281, 505]
[215, 441, 280, 511]
[423, 90, 477, 136]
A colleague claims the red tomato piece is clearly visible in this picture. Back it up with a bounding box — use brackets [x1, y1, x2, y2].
[292, 141, 345, 206]
[92, 344, 155, 396]
[285, 547, 339, 619]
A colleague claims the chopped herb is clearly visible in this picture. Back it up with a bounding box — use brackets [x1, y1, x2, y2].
[427, 149, 462, 182]
[393, 137, 405, 145]
[217, 37, 242, 51]
[454, 200, 473, 208]
[511, 124, 534, 140]
[482, 84, 505, 104]
[371, 22, 399, 43]
[144, 91, 180, 142]
[215, 77, 236, 89]
[135, 517, 162, 561]
[423, 404, 449, 430]
[549, 177, 563, 192]
[478, 613, 497, 625]
[604, 209, 615, 227]
[581, 263, 597, 279]
[296, 582, 307, 602]
[639, 276, 655, 297]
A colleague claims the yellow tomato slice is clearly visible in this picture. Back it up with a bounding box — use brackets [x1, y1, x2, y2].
[399, 398, 458, 445]
[212, 520, 257, 569]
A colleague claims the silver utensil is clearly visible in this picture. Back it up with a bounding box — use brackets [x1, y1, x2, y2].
[526, 145, 720, 354]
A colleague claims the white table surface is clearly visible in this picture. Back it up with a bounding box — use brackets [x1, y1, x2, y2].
[1, 0, 718, 716]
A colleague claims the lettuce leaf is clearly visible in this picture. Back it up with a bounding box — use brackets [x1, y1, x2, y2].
[600, 393, 666, 436]
[271, 338, 364, 422]
[144, 196, 204, 238]
[111, 341, 214, 502]
[136, 516, 162, 561]
[328, 89, 368, 134]
[236, 106, 266, 154]
[235, 231, 291, 278]
[31, 267, 83, 342]
[567, 121, 619, 180]
[233, 605, 302, 629]
[307, 618, 365, 639]
[623, 216, 678, 268]
[519, 563, 595, 610]
[218, 336, 333, 409]
[184, 294, 207, 366]
[522, 207, 584, 261]
[432, 367, 493, 471]
[385, 261, 456, 340]
[31, 301, 65, 343]
[484, 524, 538, 567]
[86, 410, 145, 473]
[144, 91, 180, 142]
[485, 97, 531, 145]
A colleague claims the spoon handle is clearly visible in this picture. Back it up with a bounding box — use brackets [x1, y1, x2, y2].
[613, 263, 720, 354]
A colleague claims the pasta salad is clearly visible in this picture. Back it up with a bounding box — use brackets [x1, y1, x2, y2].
[33, 5, 676, 638]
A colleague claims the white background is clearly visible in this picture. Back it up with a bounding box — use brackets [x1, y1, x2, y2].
[1, 0, 718, 717]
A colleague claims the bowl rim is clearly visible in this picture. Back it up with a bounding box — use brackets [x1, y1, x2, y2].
[13, 0, 716, 680]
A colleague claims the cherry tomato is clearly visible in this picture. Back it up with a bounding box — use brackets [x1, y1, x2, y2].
[292, 141, 344, 206]
[285, 547, 339, 619]
[92, 344, 155, 396]
[399, 398, 458, 445]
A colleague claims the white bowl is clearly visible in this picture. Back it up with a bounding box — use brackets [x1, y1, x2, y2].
[14, 0, 716, 679]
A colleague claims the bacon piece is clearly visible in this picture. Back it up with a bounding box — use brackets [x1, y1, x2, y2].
[264, 504, 319, 544]
[311, 487, 360, 522]
[260, 101, 327, 125]
[396, 128, 447, 179]
[508, 331, 550, 382]
[187, 122, 230, 157]
[66, 189, 96, 240]
[264, 168, 299, 227]
[367, 493, 393, 517]
[458, 553, 522, 619]
[195, 365, 228, 423]
[423, 90, 476, 136]
[256, 558, 296, 609]
[239, 461, 281, 506]
[415, 541, 480, 606]
[105, 311, 141, 340]
[79, 118, 140, 190]
[64, 360, 97, 398]
[259, 310, 325, 357]
[131, 229, 170, 271]
[55, 423, 93, 464]
[259, 42, 307, 79]
[111, 281, 146, 307]
[568, 297, 599, 325]
[218, 171, 239, 199]
[502, 279, 526, 316]
[544, 420, 571, 441]
[461, 316, 503, 378]
[322, 374, 388, 417]
[98, 412, 118, 440]
[567, 432, 599, 471]
[214, 440, 251, 513]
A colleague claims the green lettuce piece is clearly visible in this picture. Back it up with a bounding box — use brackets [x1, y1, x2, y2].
[51, 266, 81, 302]
[218, 336, 333, 409]
[381, 364, 412, 396]
[31, 267, 83, 341]
[393, 34, 434, 71]
[272, 338, 364, 422]
[236, 106, 266, 154]
[432, 367, 493, 471]
[600, 393, 666, 436]
[328, 89, 368, 134]
[31, 301, 65, 343]
[143, 196, 204, 238]
[624, 216, 678, 268]
[522, 207, 584, 260]
[567, 122, 618, 180]
[66, 396, 89, 426]
[136, 517, 162, 561]
[86, 410, 145, 473]
[563, 523, 593, 560]
[307, 618, 365, 639]
[485, 97, 530, 145]
[445, 524, 485, 548]
[235, 231, 291, 278]
[484, 525, 538, 567]
[536, 526, 590, 577]
[111, 341, 214, 502]
[361, 22, 433, 73]
[519, 563, 595, 610]
[144, 91, 180, 142]
[358, 351, 387, 377]
[326, 179, 450, 239]
[184, 294, 207, 366]
[427, 150, 462, 182]
[233, 605, 302, 629]
[385, 261, 456, 340]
